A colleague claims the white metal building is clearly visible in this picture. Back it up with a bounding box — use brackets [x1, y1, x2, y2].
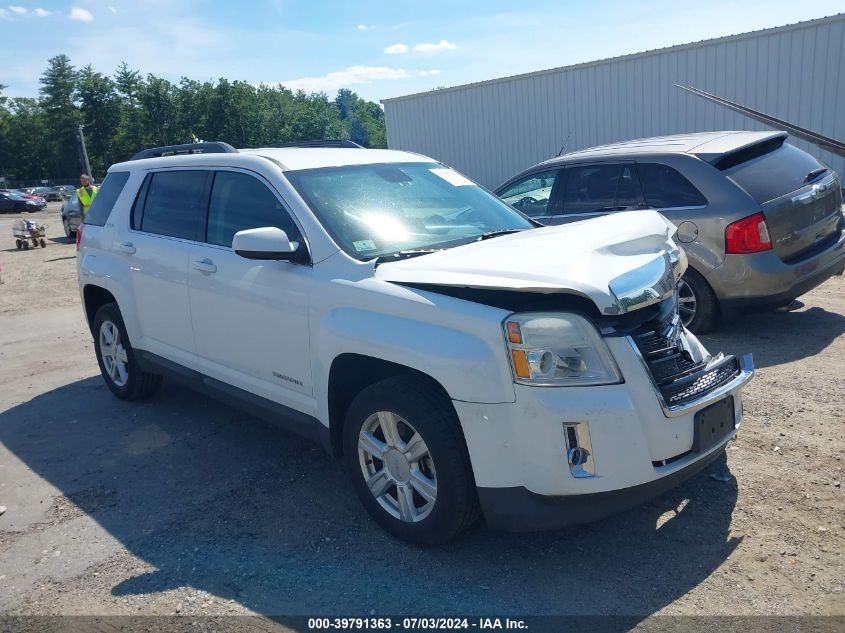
[382, 14, 845, 189]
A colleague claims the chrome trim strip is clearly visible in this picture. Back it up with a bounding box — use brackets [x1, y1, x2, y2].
[609, 253, 677, 313]
[626, 337, 754, 418]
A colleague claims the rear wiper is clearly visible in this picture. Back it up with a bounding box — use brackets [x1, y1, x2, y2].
[374, 249, 440, 264]
[805, 168, 829, 183]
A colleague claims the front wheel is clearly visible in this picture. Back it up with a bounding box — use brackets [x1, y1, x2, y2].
[63, 218, 75, 238]
[678, 268, 719, 333]
[343, 376, 479, 545]
[93, 303, 162, 400]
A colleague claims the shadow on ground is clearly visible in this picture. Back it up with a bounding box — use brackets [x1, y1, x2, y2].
[699, 306, 845, 369]
[0, 373, 739, 622]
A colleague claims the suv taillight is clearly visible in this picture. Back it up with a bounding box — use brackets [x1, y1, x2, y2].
[76, 224, 83, 251]
[725, 212, 772, 254]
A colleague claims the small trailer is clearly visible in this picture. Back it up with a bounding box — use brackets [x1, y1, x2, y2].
[13, 216, 47, 249]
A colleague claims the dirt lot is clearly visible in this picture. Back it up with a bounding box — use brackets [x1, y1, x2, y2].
[0, 205, 842, 625]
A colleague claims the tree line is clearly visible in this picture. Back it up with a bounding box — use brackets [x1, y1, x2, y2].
[0, 55, 387, 183]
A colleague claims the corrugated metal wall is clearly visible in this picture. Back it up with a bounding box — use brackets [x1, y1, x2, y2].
[383, 14, 845, 189]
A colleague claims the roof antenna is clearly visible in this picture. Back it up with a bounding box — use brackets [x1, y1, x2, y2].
[557, 132, 572, 157]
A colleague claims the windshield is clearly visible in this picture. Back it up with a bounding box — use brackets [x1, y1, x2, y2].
[286, 162, 534, 260]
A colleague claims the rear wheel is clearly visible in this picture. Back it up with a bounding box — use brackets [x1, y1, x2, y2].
[39, 238, 46, 248]
[63, 218, 74, 238]
[679, 268, 719, 334]
[15, 239, 22, 249]
[343, 376, 479, 545]
[93, 303, 162, 400]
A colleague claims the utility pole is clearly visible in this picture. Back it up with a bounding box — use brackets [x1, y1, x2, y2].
[78, 124, 92, 180]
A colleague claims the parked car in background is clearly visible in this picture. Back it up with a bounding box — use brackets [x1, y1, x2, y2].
[61, 192, 82, 237]
[52, 185, 75, 200]
[60, 184, 76, 198]
[0, 190, 46, 213]
[496, 131, 845, 332]
[12, 188, 47, 203]
[30, 186, 63, 201]
[77, 141, 752, 544]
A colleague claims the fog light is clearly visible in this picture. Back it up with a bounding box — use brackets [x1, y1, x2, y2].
[563, 422, 596, 478]
[568, 446, 590, 467]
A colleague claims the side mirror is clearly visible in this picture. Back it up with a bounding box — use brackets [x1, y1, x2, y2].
[232, 227, 302, 261]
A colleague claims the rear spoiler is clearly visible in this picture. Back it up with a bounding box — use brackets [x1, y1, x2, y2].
[676, 85, 845, 159]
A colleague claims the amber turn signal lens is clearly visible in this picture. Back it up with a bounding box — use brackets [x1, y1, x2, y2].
[506, 321, 523, 344]
[511, 349, 530, 378]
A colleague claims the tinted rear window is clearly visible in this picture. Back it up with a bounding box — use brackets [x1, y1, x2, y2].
[637, 163, 707, 208]
[84, 172, 130, 226]
[722, 142, 825, 203]
[137, 171, 209, 240]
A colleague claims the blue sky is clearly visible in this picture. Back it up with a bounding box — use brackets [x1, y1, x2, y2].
[0, 0, 842, 102]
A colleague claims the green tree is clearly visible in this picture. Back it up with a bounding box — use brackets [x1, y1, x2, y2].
[39, 54, 81, 178]
[113, 62, 148, 160]
[77, 65, 121, 175]
[3, 56, 388, 179]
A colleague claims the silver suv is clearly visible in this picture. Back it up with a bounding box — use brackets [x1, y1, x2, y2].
[496, 131, 845, 332]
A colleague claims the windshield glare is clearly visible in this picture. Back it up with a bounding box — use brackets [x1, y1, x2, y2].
[287, 162, 533, 259]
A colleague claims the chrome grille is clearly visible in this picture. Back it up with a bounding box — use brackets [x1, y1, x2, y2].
[631, 307, 740, 407]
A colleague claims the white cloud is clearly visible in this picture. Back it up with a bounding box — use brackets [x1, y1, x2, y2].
[108, 5, 117, 13]
[69, 7, 93, 21]
[9, 5, 26, 15]
[280, 65, 438, 93]
[413, 39, 456, 53]
[0, 7, 8, 19]
[418, 69, 441, 77]
[384, 42, 408, 55]
[34, 7, 51, 16]
[356, 24, 367, 30]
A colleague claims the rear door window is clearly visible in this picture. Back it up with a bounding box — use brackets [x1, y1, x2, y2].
[560, 163, 645, 214]
[497, 169, 563, 217]
[83, 171, 130, 226]
[721, 142, 827, 203]
[136, 170, 210, 240]
[205, 171, 302, 247]
[636, 163, 707, 208]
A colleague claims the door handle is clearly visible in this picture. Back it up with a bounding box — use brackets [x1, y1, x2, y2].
[119, 242, 136, 255]
[192, 258, 217, 274]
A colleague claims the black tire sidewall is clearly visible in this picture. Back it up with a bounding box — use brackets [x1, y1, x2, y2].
[682, 268, 719, 334]
[92, 303, 143, 399]
[343, 378, 475, 545]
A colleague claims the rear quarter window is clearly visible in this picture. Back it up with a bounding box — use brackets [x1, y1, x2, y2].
[637, 163, 707, 208]
[83, 172, 130, 226]
[721, 142, 826, 203]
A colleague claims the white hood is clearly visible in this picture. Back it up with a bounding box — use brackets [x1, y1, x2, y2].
[375, 210, 685, 315]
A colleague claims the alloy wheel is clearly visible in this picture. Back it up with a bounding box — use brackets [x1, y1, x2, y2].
[357, 411, 437, 523]
[677, 278, 698, 328]
[99, 320, 129, 387]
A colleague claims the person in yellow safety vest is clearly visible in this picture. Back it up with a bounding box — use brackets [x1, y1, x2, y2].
[77, 173, 98, 216]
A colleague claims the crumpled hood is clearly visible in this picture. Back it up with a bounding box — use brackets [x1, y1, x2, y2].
[375, 210, 685, 315]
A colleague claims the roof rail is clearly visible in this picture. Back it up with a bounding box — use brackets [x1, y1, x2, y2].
[267, 140, 364, 149]
[129, 141, 238, 161]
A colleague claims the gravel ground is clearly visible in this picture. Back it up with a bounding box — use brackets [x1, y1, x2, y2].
[0, 205, 842, 626]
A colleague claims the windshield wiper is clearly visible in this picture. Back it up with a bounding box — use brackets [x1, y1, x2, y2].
[475, 229, 525, 241]
[374, 248, 441, 264]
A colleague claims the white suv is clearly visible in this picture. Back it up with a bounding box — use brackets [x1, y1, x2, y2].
[77, 141, 753, 544]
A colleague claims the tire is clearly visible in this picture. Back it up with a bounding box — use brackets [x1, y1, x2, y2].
[92, 303, 162, 400]
[15, 239, 22, 249]
[39, 238, 46, 248]
[22, 241, 29, 249]
[679, 268, 719, 334]
[63, 218, 73, 238]
[343, 376, 479, 545]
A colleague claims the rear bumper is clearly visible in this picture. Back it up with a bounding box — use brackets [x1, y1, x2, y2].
[709, 224, 845, 310]
[479, 442, 726, 531]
